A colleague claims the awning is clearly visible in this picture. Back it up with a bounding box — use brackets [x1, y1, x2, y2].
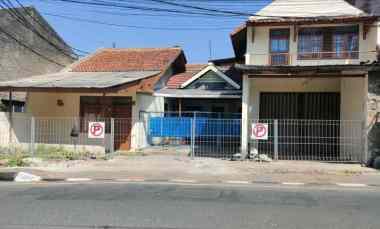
[235, 64, 380, 78]
[154, 88, 242, 99]
[0, 71, 160, 92]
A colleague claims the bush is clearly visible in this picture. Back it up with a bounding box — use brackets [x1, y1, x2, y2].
[6, 153, 29, 167]
[35, 145, 90, 161]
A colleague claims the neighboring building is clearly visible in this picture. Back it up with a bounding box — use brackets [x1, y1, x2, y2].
[0, 6, 75, 111]
[346, 0, 380, 15]
[232, 0, 380, 161]
[0, 48, 186, 151]
[154, 61, 242, 118]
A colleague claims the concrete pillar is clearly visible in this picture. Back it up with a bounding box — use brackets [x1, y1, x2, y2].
[241, 74, 251, 159]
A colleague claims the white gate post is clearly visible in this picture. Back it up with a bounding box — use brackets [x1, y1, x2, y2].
[241, 75, 251, 159]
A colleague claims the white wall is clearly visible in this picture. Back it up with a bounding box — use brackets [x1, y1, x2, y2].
[246, 23, 378, 66]
[132, 93, 165, 149]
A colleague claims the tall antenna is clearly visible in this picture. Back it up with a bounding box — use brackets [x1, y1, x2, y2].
[208, 40, 213, 60]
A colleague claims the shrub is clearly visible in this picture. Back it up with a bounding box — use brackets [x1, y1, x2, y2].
[35, 144, 90, 161]
[6, 153, 29, 167]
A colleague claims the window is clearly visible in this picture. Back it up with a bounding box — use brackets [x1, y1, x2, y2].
[270, 29, 290, 65]
[298, 26, 359, 59]
[298, 28, 323, 59]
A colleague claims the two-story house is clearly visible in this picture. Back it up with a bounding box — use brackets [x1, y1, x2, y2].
[231, 0, 380, 162]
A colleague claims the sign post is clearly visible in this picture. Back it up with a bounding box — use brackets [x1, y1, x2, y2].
[88, 122, 105, 139]
[251, 123, 269, 140]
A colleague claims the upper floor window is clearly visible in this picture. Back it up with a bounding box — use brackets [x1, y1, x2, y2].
[270, 29, 290, 65]
[298, 25, 359, 60]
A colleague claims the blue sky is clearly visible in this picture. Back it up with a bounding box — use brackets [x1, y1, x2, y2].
[21, 0, 270, 63]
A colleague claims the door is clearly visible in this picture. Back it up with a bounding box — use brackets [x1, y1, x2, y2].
[80, 96, 133, 151]
[112, 103, 132, 151]
[259, 92, 340, 160]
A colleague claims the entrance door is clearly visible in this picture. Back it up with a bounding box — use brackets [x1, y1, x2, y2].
[259, 92, 340, 160]
[112, 100, 132, 151]
[80, 96, 133, 151]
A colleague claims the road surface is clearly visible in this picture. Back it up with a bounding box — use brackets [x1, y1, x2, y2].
[0, 182, 379, 229]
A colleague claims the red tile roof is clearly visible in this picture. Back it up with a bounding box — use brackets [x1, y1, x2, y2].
[71, 48, 183, 72]
[166, 64, 207, 89]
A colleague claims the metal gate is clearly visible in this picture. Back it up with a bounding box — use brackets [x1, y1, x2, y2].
[254, 93, 363, 161]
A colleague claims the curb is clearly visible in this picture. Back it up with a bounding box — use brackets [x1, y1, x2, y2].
[1, 173, 379, 188]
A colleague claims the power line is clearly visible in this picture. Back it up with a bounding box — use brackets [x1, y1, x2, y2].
[13, 0, 89, 55]
[0, 0, 79, 59]
[0, 24, 66, 67]
[42, 12, 234, 30]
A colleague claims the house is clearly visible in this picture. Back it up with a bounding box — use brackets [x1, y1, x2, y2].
[231, 0, 380, 161]
[154, 60, 242, 118]
[0, 48, 186, 151]
[0, 6, 75, 111]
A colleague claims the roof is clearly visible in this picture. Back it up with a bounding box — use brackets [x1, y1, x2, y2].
[167, 64, 207, 89]
[0, 71, 160, 90]
[250, 0, 368, 22]
[154, 88, 242, 99]
[166, 64, 241, 89]
[70, 48, 183, 72]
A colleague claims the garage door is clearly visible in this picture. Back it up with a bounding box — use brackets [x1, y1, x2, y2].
[259, 92, 340, 160]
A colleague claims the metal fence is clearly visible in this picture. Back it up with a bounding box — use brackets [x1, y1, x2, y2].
[249, 119, 365, 162]
[0, 113, 367, 162]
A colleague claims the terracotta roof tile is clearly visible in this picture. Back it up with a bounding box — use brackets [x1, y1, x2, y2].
[166, 64, 207, 89]
[71, 48, 182, 72]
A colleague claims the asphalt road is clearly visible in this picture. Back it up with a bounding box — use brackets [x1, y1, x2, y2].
[0, 182, 379, 229]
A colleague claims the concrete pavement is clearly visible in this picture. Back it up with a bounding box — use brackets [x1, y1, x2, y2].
[0, 182, 379, 229]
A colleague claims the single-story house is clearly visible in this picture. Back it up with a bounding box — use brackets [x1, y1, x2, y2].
[154, 61, 242, 118]
[0, 47, 186, 151]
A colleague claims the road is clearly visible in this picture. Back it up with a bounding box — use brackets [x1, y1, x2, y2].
[0, 182, 379, 229]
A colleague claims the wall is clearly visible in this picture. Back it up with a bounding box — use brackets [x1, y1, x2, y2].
[0, 7, 74, 103]
[134, 93, 165, 149]
[248, 77, 341, 120]
[246, 22, 378, 66]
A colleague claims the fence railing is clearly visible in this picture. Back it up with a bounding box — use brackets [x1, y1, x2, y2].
[249, 119, 365, 162]
[0, 113, 367, 162]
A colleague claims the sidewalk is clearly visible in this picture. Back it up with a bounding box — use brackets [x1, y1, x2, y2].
[1, 154, 380, 186]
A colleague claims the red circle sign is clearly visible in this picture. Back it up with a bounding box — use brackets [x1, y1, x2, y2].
[253, 124, 267, 138]
[90, 123, 104, 137]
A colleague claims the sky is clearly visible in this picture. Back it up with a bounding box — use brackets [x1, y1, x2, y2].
[20, 0, 271, 63]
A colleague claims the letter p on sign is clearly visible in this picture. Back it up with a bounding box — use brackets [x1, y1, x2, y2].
[88, 122, 105, 139]
[251, 123, 268, 140]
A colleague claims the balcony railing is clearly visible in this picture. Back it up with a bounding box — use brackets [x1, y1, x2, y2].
[269, 53, 290, 66]
[253, 51, 377, 66]
[298, 51, 359, 60]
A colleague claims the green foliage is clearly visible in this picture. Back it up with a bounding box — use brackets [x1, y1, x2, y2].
[35, 145, 91, 161]
[0, 102, 7, 112]
[5, 153, 29, 167]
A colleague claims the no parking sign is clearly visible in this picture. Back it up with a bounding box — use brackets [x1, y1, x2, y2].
[251, 123, 268, 140]
[88, 122, 105, 139]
